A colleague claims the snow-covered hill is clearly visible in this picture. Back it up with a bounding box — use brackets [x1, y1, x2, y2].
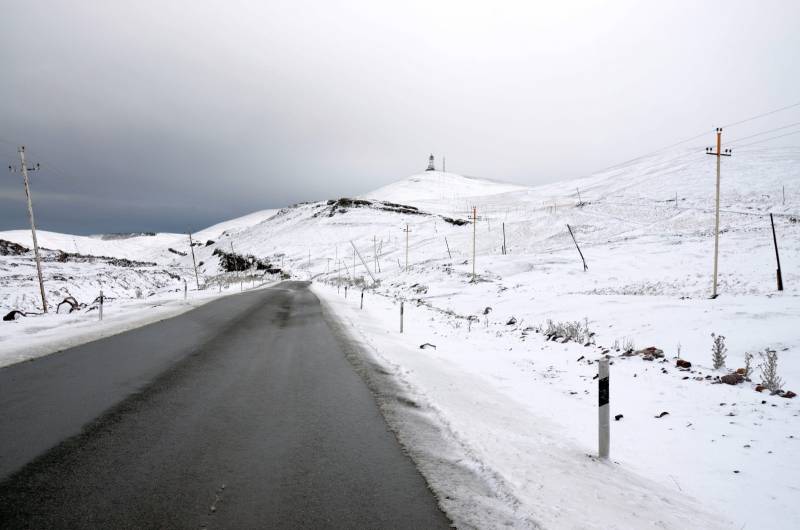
[2, 147, 799, 528]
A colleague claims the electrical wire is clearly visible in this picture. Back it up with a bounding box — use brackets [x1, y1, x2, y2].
[727, 121, 800, 146]
[721, 100, 800, 129]
[732, 129, 800, 149]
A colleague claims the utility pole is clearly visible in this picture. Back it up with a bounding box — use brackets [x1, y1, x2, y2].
[471, 206, 478, 282]
[188, 231, 200, 290]
[770, 213, 784, 291]
[9, 147, 47, 312]
[705, 128, 732, 299]
[403, 224, 411, 272]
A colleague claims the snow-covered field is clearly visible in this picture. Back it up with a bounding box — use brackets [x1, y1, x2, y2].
[2, 147, 799, 528]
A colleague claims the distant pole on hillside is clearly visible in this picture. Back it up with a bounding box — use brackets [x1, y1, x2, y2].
[403, 224, 411, 272]
[705, 128, 732, 299]
[9, 147, 47, 312]
[471, 206, 478, 281]
[188, 231, 200, 290]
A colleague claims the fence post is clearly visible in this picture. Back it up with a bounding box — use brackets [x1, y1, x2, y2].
[345, 285, 348, 299]
[184, 279, 188, 300]
[598, 358, 610, 459]
[99, 290, 104, 321]
[400, 301, 404, 333]
[360, 290, 364, 309]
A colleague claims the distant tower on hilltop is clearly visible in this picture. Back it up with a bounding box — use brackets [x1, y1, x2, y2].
[426, 154, 435, 171]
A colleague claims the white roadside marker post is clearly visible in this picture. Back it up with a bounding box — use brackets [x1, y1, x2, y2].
[400, 301, 404, 333]
[99, 290, 104, 321]
[599, 358, 610, 459]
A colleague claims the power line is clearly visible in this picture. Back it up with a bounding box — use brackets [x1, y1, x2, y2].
[727, 120, 800, 146]
[721, 100, 800, 129]
[733, 129, 800, 149]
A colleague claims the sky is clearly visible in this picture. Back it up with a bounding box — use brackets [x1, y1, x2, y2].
[1, 0, 799, 234]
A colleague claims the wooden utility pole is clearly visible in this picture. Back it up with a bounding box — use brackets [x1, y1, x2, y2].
[9, 147, 47, 312]
[188, 231, 200, 290]
[705, 128, 732, 299]
[471, 206, 478, 281]
[770, 213, 784, 291]
[566, 224, 588, 271]
[403, 224, 411, 271]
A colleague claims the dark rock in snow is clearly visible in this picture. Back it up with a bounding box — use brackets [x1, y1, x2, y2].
[614, 414, 624, 421]
[506, 316, 517, 325]
[419, 343, 437, 350]
[755, 385, 766, 393]
[783, 391, 796, 399]
[676, 359, 692, 369]
[635, 347, 664, 358]
[655, 411, 670, 418]
[720, 373, 744, 385]
[3, 310, 26, 321]
[483, 307, 492, 315]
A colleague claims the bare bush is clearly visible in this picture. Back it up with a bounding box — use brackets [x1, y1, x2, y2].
[543, 318, 594, 344]
[622, 337, 635, 353]
[758, 349, 784, 393]
[711, 333, 727, 369]
[743, 351, 754, 379]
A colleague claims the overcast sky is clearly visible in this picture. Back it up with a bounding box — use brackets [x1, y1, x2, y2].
[1, 0, 798, 234]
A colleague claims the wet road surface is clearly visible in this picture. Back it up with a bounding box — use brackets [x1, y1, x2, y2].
[0, 281, 449, 528]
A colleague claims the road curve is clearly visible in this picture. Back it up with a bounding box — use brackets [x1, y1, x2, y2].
[0, 281, 450, 528]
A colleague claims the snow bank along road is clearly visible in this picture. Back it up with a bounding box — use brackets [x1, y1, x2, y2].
[0, 281, 449, 528]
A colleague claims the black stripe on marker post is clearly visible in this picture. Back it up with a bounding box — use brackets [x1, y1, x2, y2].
[599, 377, 609, 407]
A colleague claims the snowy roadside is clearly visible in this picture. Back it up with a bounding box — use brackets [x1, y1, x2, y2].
[0, 282, 275, 368]
[313, 282, 737, 530]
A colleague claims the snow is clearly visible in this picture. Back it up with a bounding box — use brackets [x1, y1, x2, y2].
[3, 147, 800, 528]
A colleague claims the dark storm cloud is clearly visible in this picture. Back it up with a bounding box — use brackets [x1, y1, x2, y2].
[1, 0, 799, 234]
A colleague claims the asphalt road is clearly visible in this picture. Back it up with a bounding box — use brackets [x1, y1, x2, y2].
[0, 281, 449, 528]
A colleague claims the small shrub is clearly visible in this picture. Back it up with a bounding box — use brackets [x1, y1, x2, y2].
[711, 333, 727, 369]
[758, 349, 784, 393]
[622, 337, 635, 353]
[743, 351, 754, 379]
[542, 318, 593, 344]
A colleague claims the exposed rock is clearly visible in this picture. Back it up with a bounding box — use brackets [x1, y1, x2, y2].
[735, 368, 746, 375]
[676, 359, 692, 369]
[614, 414, 624, 421]
[782, 390, 796, 399]
[0, 239, 30, 255]
[635, 347, 664, 358]
[755, 385, 766, 393]
[3, 310, 26, 321]
[506, 316, 517, 326]
[721, 373, 744, 385]
[655, 411, 670, 418]
[419, 343, 437, 350]
[483, 307, 492, 315]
